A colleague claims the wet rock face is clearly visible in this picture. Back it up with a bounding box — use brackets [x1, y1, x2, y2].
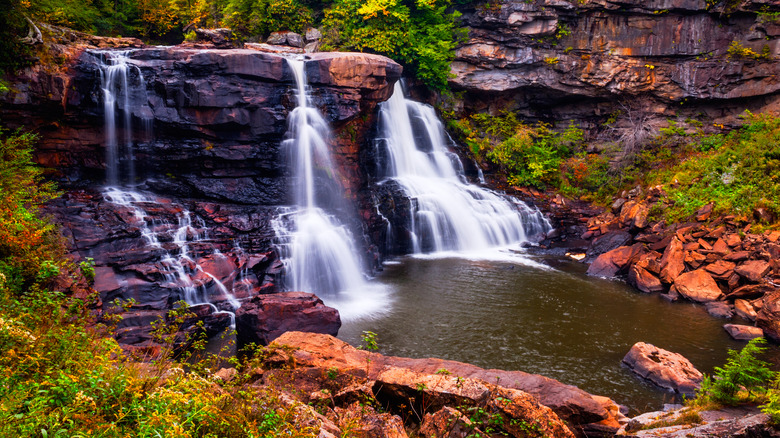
[3, 47, 401, 204]
[450, 0, 780, 126]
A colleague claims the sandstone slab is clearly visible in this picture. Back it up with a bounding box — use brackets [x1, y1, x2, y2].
[674, 269, 722, 303]
[622, 342, 703, 396]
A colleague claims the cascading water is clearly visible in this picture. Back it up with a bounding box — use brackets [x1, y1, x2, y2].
[95, 50, 152, 187]
[96, 51, 239, 322]
[375, 83, 551, 254]
[273, 58, 389, 319]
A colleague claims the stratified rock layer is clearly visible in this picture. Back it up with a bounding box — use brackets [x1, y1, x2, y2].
[450, 0, 780, 129]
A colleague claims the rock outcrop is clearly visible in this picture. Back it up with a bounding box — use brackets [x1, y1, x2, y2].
[622, 342, 703, 396]
[269, 331, 627, 437]
[235, 292, 341, 346]
[2, 31, 402, 350]
[449, 0, 780, 130]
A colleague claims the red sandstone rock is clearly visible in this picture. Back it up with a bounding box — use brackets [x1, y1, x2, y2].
[684, 250, 707, 269]
[660, 237, 685, 283]
[712, 238, 731, 255]
[736, 299, 758, 322]
[724, 251, 751, 262]
[674, 270, 723, 303]
[629, 265, 664, 293]
[622, 342, 703, 395]
[587, 243, 643, 277]
[723, 324, 764, 341]
[235, 292, 341, 346]
[757, 291, 780, 342]
[735, 260, 771, 283]
[705, 260, 736, 280]
[270, 332, 622, 434]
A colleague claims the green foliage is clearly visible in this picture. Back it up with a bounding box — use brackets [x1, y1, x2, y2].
[0, 128, 62, 296]
[694, 338, 775, 406]
[321, 0, 464, 90]
[359, 330, 379, 351]
[223, 0, 312, 40]
[646, 111, 780, 225]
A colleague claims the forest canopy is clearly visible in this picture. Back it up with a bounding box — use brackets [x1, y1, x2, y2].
[0, 0, 462, 90]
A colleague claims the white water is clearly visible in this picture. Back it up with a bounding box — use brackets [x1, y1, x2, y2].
[273, 59, 389, 320]
[95, 50, 152, 186]
[376, 83, 551, 253]
[97, 51, 238, 323]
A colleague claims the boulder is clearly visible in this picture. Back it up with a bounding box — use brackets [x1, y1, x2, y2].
[660, 237, 685, 283]
[674, 270, 723, 303]
[235, 292, 341, 346]
[704, 259, 736, 280]
[757, 291, 780, 342]
[628, 265, 664, 293]
[735, 260, 771, 283]
[723, 324, 764, 341]
[736, 299, 758, 322]
[705, 302, 733, 319]
[270, 332, 624, 434]
[622, 342, 703, 396]
[587, 243, 643, 277]
[586, 230, 632, 259]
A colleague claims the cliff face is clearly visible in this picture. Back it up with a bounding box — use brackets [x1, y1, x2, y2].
[5, 46, 401, 202]
[450, 0, 780, 128]
[0, 36, 402, 352]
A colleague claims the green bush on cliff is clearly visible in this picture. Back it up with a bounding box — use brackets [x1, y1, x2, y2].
[646, 111, 780, 225]
[223, 0, 313, 40]
[320, 0, 465, 91]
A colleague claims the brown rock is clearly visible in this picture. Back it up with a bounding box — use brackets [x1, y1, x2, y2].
[735, 299, 758, 322]
[723, 324, 764, 341]
[629, 265, 664, 293]
[704, 260, 736, 280]
[684, 251, 707, 269]
[674, 270, 723, 303]
[757, 291, 780, 342]
[724, 233, 742, 248]
[587, 244, 643, 278]
[698, 238, 713, 250]
[235, 292, 341, 346]
[767, 231, 780, 243]
[705, 227, 726, 239]
[735, 260, 771, 283]
[724, 251, 750, 262]
[728, 283, 774, 300]
[705, 302, 733, 319]
[712, 238, 731, 255]
[271, 332, 623, 433]
[695, 203, 714, 222]
[660, 237, 685, 283]
[622, 342, 703, 396]
[335, 403, 408, 438]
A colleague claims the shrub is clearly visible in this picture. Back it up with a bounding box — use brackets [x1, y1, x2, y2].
[320, 0, 464, 90]
[223, 0, 312, 40]
[694, 337, 775, 406]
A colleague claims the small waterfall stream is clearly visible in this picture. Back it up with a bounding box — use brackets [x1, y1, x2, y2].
[95, 50, 239, 323]
[273, 58, 389, 319]
[375, 83, 551, 254]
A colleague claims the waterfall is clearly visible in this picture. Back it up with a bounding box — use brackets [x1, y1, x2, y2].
[97, 50, 238, 323]
[94, 50, 152, 187]
[273, 58, 389, 319]
[375, 83, 551, 254]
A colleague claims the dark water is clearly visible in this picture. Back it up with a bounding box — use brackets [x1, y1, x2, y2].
[338, 251, 763, 414]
